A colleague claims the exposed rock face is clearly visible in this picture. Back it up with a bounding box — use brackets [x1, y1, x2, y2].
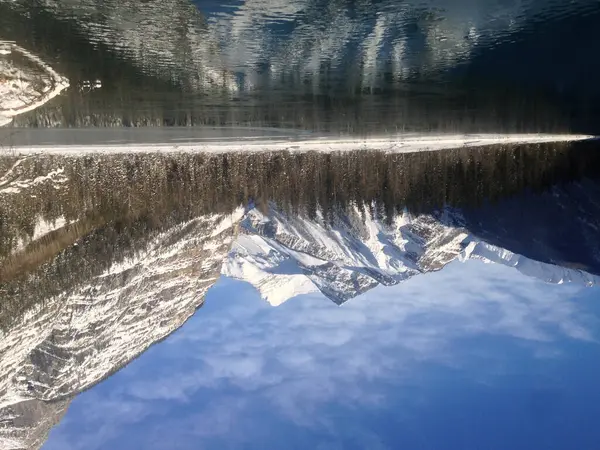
[0, 399, 69, 450]
[0, 212, 241, 449]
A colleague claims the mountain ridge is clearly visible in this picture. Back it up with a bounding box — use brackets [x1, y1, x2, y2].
[223, 205, 599, 306]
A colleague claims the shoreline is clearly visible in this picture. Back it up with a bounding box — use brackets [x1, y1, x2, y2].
[2, 133, 595, 155]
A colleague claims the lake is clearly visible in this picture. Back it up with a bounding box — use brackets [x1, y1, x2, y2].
[0, 1, 600, 449]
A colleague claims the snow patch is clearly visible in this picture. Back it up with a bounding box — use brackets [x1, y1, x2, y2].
[210, 207, 245, 237]
[224, 253, 318, 307]
[0, 167, 67, 195]
[32, 216, 67, 241]
[460, 241, 600, 286]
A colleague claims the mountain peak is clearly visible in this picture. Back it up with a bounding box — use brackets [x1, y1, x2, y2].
[224, 205, 599, 305]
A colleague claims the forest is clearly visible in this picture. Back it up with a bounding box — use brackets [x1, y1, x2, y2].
[1, 139, 600, 328]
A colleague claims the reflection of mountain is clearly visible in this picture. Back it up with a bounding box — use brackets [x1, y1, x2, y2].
[2, 0, 599, 132]
[0, 43, 68, 127]
[5, 0, 236, 92]
[206, 0, 596, 90]
[1, 141, 600, 448]
[5, 0, 595, 94]
[0, 0, 239, 128]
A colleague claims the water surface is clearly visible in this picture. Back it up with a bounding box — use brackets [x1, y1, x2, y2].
[0, 1, 599, 449]
[1, 0, 600, 133]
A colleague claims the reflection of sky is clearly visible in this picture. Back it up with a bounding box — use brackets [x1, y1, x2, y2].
[44, 260, 600, 450]
[197, 0, 599, 92]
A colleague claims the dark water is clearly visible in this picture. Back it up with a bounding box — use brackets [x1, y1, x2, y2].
[1, 1, 600, 449]
[1, 0, 600, 133]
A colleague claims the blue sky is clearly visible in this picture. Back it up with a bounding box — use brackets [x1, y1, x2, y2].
[44, 260, 600, 450]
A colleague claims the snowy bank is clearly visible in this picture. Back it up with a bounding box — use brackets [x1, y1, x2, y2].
[0, 42, 69, 127]
[5, 133, 595, 155]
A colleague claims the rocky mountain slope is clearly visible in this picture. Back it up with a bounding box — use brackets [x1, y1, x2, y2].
[0, 211, 241, 449]
[224, 205, 599, 306]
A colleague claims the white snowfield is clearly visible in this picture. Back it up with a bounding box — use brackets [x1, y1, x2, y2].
[4, 133, 595, 155]
[0, 42, 69, 127]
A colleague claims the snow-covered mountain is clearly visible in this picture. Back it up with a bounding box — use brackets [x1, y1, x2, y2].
[1, 199, 599, 449]
[224, 205, 599, 306]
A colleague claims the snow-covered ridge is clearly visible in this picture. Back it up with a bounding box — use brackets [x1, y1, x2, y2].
[460, 241, 599, 286]
[224, 206, 600, 305]
[0, 43, 69, 127]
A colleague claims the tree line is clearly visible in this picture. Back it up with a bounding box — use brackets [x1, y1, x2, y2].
[1, 139, 599, 328]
